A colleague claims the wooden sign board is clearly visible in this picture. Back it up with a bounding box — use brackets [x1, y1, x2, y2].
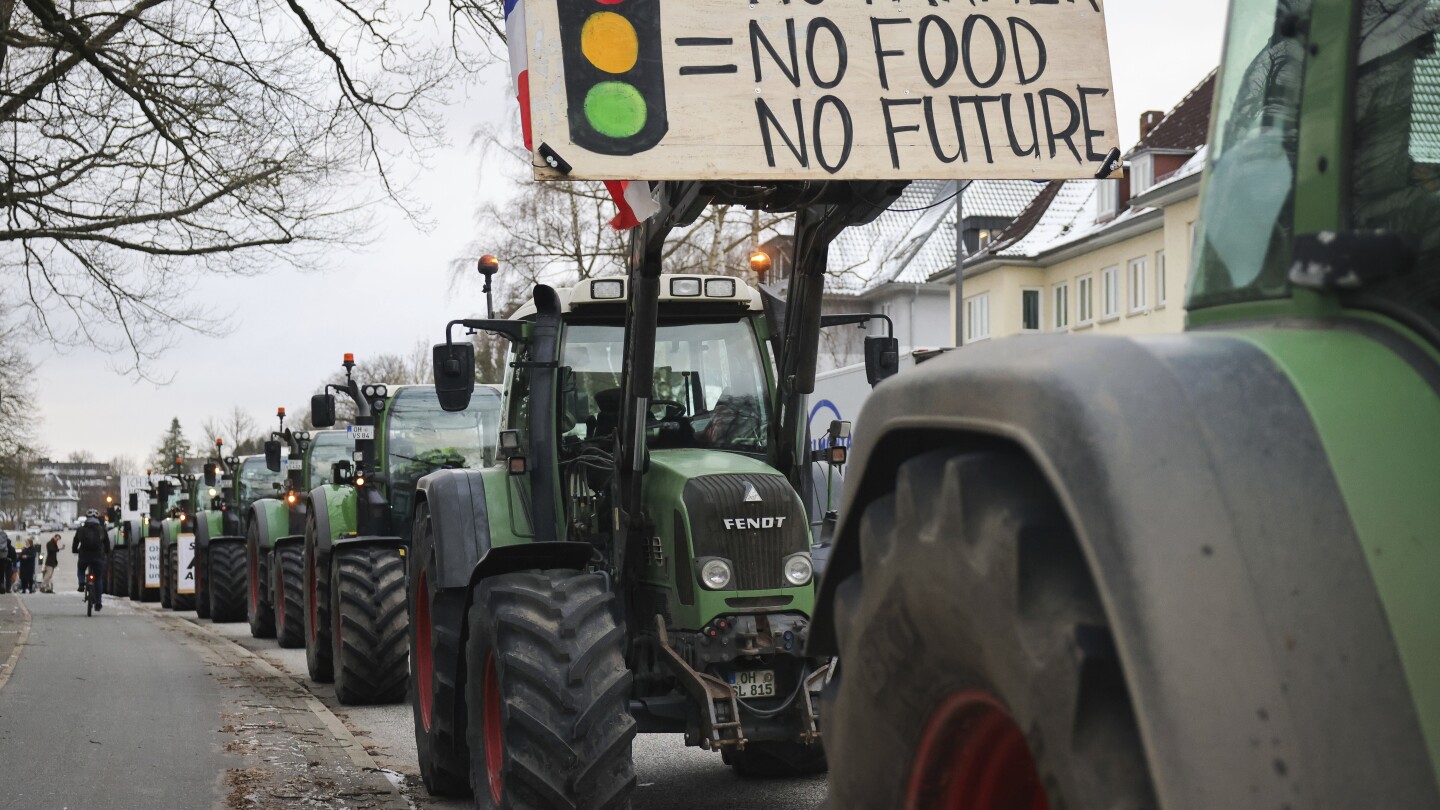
[524, 0, 1120, 181]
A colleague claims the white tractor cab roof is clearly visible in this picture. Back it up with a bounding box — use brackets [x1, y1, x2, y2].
[510, 274, 762, 320]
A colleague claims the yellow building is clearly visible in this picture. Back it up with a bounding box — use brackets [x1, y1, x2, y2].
[933, 73, 1214, 344]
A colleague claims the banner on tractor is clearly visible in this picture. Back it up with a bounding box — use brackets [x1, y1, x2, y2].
[145, 537, 162, 588]
[177, 534, 196, 595]
[523, 0, 1120, 180]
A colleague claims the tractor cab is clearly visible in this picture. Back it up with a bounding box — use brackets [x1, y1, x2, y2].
[222, 454, 285, 537]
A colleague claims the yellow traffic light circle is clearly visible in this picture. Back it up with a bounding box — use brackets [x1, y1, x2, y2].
[584, 81, 647, 138]
[580, 12, 638, 74]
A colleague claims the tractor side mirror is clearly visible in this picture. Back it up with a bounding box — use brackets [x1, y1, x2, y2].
[158, 480, 174, 501]
[128, 493, 139, 511]
[149, 503, 163, 521]
[311, 393, 337, 428]
[203, 463, 218, 487]
[432, 342, 476, 412]
[864, 335, 901, 386]
[264, 440, 283, 472]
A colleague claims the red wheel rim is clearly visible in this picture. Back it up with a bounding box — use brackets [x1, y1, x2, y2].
[483, 650, 504, 805]
[415, 569, 434, 731]
[904, 690, 1050, 810]
[275, 562, 285, 627]
[308, 552, 317, 641]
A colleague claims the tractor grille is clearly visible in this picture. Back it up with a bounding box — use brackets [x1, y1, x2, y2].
[682, 474, 807, 591]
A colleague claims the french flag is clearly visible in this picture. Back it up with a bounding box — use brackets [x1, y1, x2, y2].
[504, 0, 658, 230]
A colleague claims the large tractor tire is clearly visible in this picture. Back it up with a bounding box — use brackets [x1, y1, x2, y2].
[108, 550, 130, 598]
[409, 502, 471, 797]
[464, 570, 635, 810]
[170, 543, 195, 612]
[274, 544, 305, 648]
[194, 546, 211, 619]
[207, 541, 248, 622]
[160, 545, 174, 609]
[303, 511, 334, 683]
[823, 450, 1154, 809]
[247, 527, 275, 638]
[330, 545, 408, 705]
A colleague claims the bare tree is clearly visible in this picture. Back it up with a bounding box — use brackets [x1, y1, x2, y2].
[65, 450, 97, 463]
[0, 0, 503, 372]
[200, 405, 261, 455]
[457, 136, 793, 310]
[107, 454, 138, 475]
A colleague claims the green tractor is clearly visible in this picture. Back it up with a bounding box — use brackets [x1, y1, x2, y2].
[123, 488, 161, 603]
[242, 410, 352, 648]
[213, 452, 287, 635]
[190, 438, 229, 620]
[303, 354, 502, 705]
[810, 0, 1440, 806]
[407, 191, 898, 803]
[158, 471, 200, 611]
[103, 503, 130, 597]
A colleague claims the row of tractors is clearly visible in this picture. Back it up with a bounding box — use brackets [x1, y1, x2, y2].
[92, 250, 875, 808]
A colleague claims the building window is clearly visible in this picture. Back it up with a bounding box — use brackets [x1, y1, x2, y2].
[1021, 288, 1042, 332]
[1077, 275, 1094, 324]
[1128, 257, 1147, 312]
[965, 293, 991, 342]
[1131, 154, 1155, 196]
[1053, 283, 1069, 330]
[1096, 181, 1119, 220]
[1156, 250, 1167, 307]
[977, 229, 993, 250]
[1101, 266, 1120, 319]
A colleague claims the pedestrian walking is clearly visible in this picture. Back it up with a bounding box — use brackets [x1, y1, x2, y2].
[18, 538, 38, 594]
[0, 537, 11, 594]
[41, 534, 61, 593]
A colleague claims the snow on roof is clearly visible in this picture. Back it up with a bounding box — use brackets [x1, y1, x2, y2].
[821, 180, 1041, 295]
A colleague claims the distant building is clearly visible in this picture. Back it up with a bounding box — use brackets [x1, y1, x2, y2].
[0, 458, 116, 526]
[760, 180, 1043, 371]
[931, 72, 1215, 343]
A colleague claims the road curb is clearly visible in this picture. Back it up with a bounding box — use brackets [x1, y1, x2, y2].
[136, 603, 410, 808]
[0, 594, 32, 695]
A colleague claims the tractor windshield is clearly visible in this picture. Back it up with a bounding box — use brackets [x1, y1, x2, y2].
[385, 386, 503, 530]
[236, 457, 284, 510]
[559, 319, 771, 453]
[307, 431, 354, 490]
[1189, 0, 1309, 310]
[1346, 0, 1440, 337]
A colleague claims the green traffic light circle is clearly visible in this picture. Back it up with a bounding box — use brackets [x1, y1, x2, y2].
[584, 82, 647, 139]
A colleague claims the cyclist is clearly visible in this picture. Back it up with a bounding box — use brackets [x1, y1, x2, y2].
[72, 510, 110, 610]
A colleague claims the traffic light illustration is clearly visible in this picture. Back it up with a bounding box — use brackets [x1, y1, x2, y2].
[557, 0, 668, 155]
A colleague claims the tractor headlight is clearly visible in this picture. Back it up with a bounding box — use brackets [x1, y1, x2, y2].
[670, 277, 701, 297]
[783, 552, 813, 586]
[698, 558, 733, 590]
[704, 278, 736, 298]
[591, 279, 624, 300]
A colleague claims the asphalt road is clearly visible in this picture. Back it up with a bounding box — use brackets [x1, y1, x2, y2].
[0, 592, 234, 808]
[209, 610, 829, 809]
[1, 532, 826, 809]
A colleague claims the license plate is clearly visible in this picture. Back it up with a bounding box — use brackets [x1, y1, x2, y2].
[727, 670, 776, 699]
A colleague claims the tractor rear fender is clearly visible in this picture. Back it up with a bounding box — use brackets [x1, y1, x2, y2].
[331, 534, 405, 552]
[811, 330, 1438, 808]
[248, 499, 291, 552]
[194, 512, 225, 552]
[415, 468, 593, 591]
[273, 534, 304, 550]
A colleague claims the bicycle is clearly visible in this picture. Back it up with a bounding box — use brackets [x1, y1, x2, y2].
[84, 563, 101, 616]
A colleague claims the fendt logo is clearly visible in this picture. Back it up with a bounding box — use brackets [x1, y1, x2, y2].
[723, 516, 787, 530]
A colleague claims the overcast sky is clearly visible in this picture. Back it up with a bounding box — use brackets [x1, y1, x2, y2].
[28, 0, 1229, 465]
